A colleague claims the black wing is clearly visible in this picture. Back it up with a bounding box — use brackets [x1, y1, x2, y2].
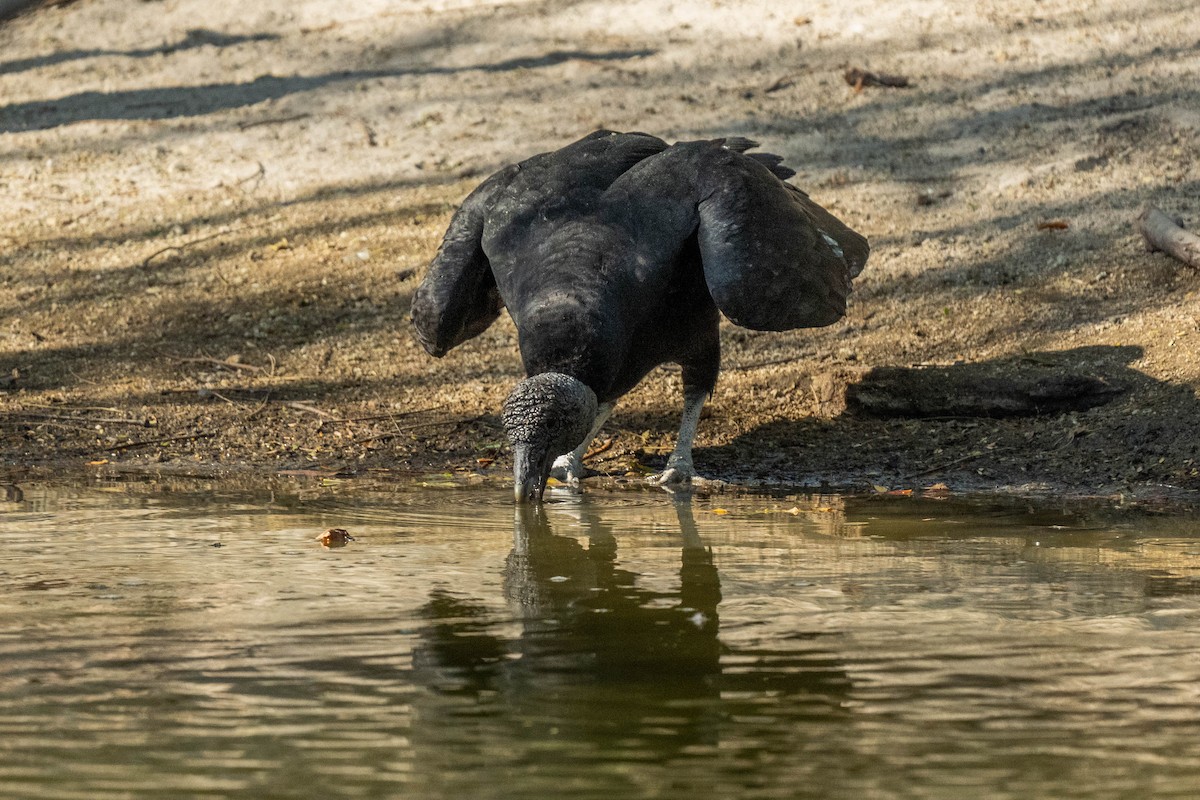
[610, 139, 869, 332]
[412, 131, 668, 356]
[695, 142, 868, 330]
[410, 165, 515, 357]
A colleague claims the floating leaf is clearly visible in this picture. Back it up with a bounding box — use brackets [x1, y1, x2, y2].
[712, 508, 729, 515]
[317, 528, 355, 548]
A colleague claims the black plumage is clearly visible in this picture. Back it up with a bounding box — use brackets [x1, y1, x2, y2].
[412, 130, 869, 502]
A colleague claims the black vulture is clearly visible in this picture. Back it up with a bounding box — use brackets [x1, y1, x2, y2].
[411, 130, 869, 503]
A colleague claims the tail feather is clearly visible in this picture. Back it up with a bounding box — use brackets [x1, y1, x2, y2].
[747, 152, 796, 180]
[719, 136, 759, 153]
[717, 137, 796, 180]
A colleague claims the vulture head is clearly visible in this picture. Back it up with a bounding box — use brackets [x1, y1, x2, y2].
[501, 372, 598, 503]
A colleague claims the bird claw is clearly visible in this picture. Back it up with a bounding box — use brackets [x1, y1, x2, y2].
[647, 464, 696, 488]
[550, 454, 594, 488]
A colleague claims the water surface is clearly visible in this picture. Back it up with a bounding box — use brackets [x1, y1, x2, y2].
[2, 482, 1200, 799]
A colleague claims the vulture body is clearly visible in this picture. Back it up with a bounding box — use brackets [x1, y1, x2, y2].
[412, 130, 869, 502]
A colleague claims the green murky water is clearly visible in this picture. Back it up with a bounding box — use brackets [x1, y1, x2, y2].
[2, 482, 1200, 799]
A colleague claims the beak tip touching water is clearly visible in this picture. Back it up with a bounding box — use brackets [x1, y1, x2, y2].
[514, 475, 545, 504]
[511, 444, 547, 504]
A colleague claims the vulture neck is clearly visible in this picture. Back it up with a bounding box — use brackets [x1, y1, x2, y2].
[514, 291, 627, 398]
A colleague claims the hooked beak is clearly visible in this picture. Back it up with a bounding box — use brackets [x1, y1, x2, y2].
[512, 443, 549, 504]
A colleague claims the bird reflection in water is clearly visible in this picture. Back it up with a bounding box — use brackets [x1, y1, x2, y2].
[414, 499, 721, 699]
[504, 499, 723, 681]
[411, 498, 852, 775]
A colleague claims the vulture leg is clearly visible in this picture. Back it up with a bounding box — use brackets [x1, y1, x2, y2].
[648, 388, 707, 487]
[550, 402, 614, 487]
[648, 321, 720, 488]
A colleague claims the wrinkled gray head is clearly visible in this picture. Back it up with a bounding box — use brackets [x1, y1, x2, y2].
[502, 372, 598, 503]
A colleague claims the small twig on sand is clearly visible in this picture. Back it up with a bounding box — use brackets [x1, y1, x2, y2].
[844, 66, 911, 91]
[903, 451, 984, 480]
[284, 401, 340, 419]
[1, 420, 96, 433]
[13, 412, 153, 426]
[1138, 206, 1200, 268]
[727, 355, 806, 371]
[361, 119, 379, 147]
[244, 390, 274, 421]
[226, 161, 267, 193]
[66, 367, 102, 386]
[142, 224, 264, 267]
[174, 356, 266, 373]
[202, 389, 241, 406]
[103, 432, 216, 453]
[763, 74, 797, 94]
[236, 161, 266, 190]
[316, 406, 447, 429]
[903, 447, 1013, 480]
[584, 438, 615, 461]
[143, 231, 232, 266]
[237, 114, 312, 131]
[354, 418, 473, 445]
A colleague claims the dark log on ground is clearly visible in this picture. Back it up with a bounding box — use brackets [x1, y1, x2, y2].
[1139, 206, 1200, 269]
[846, 363, 1125, 418]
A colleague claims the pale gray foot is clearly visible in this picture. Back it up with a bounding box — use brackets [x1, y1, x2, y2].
[550, 451, 591, 487]
[647, 454, 697, 487]
[550, 402, 614, 488]
[648, 389, 706, 488]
